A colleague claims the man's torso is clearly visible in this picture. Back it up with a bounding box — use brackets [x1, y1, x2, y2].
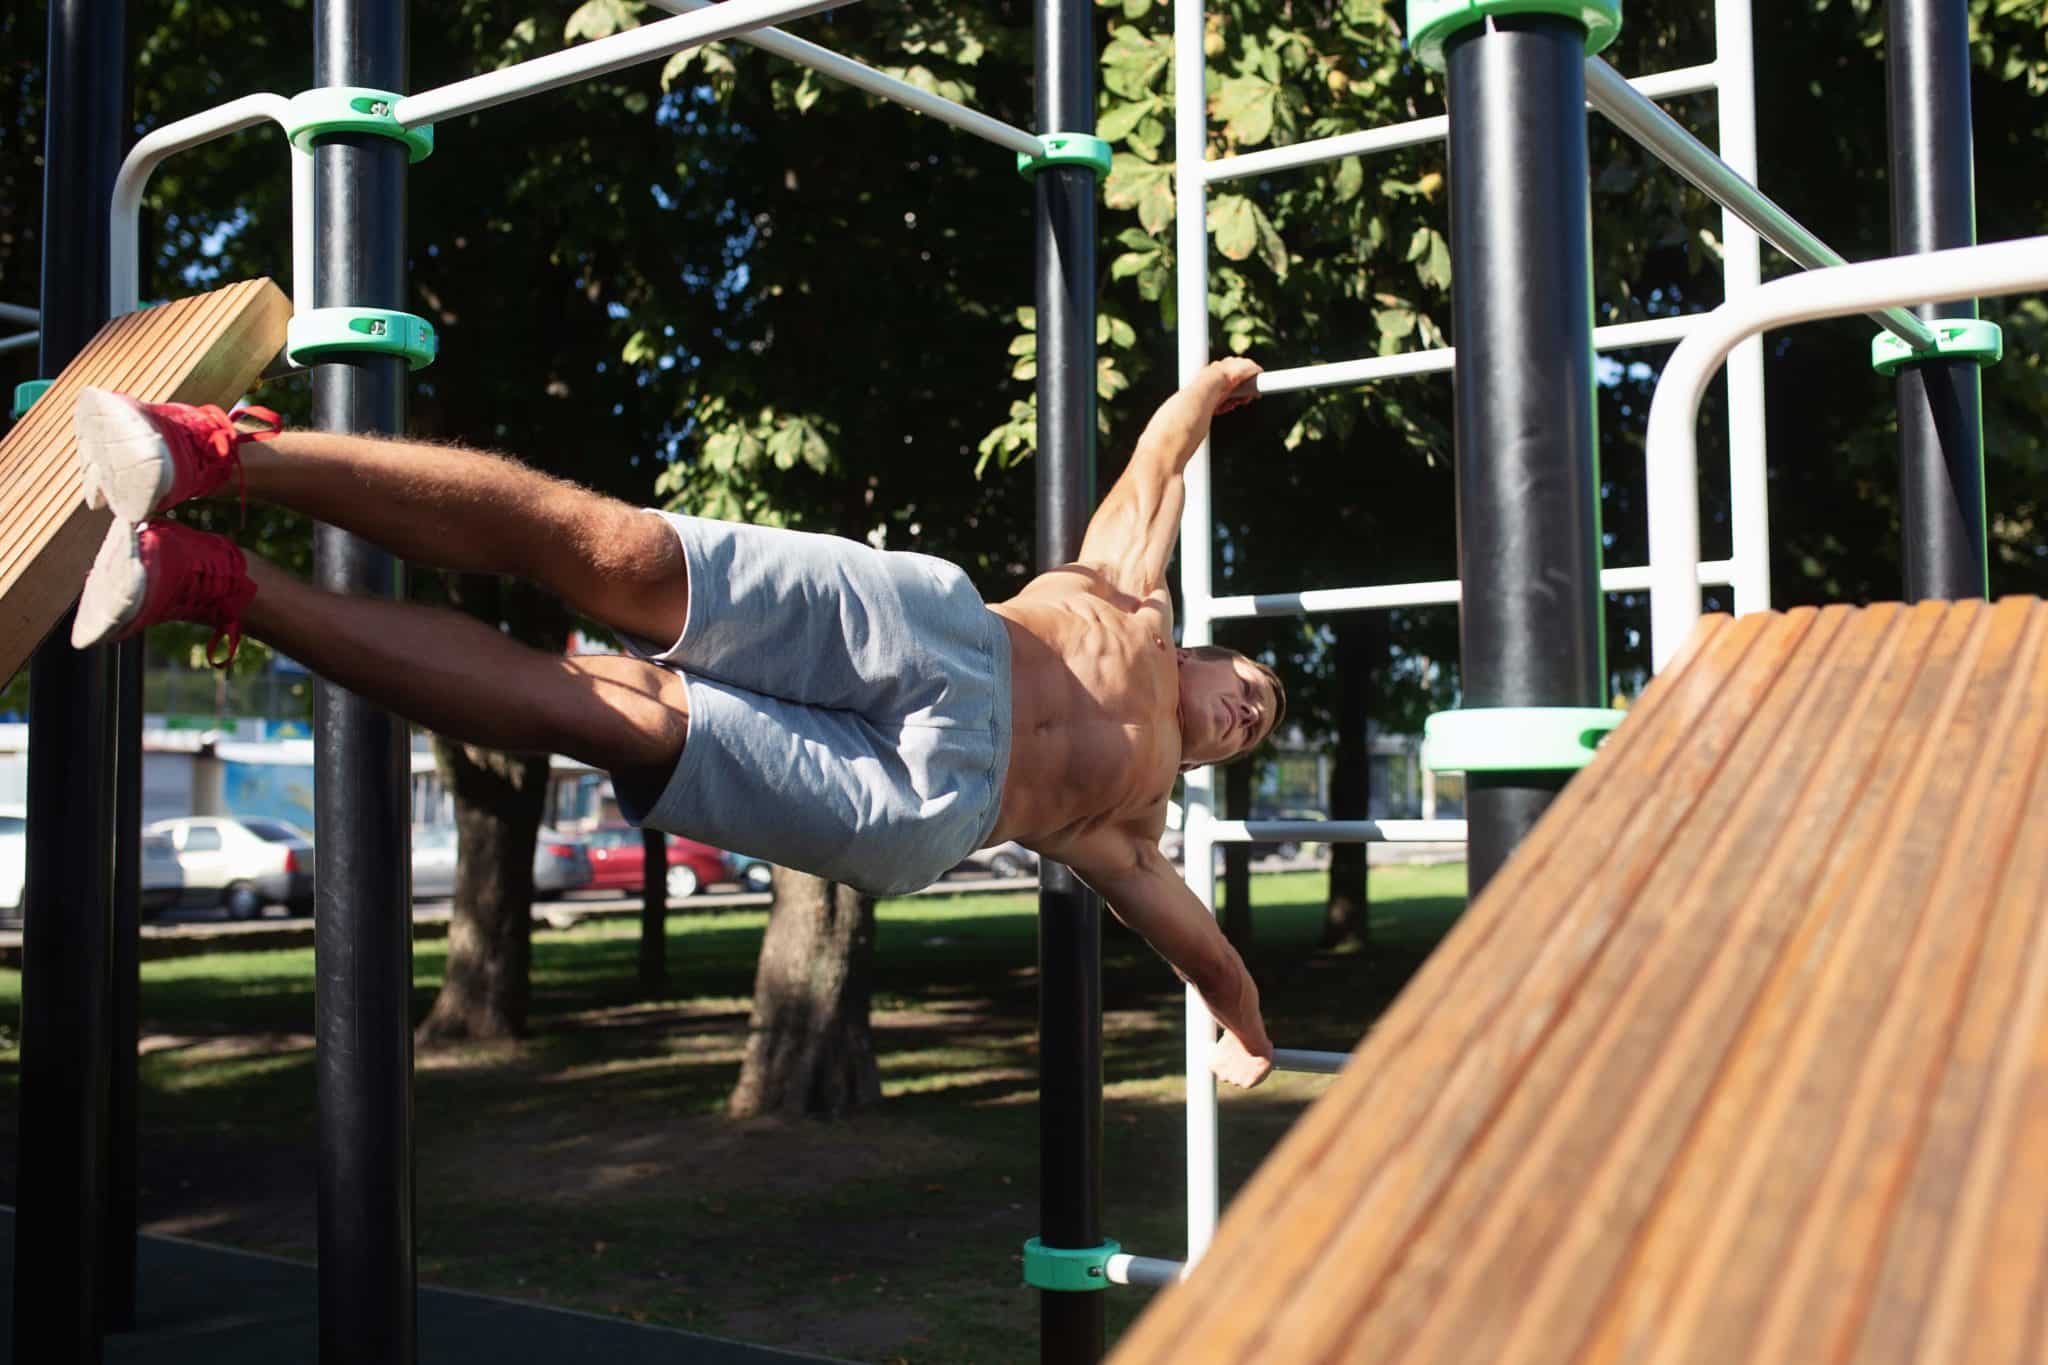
[984, 565, 1180, 858]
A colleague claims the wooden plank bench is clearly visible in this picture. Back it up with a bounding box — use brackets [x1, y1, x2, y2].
[1, 278, 292, 685]
[1113, 598, 2048, 1365]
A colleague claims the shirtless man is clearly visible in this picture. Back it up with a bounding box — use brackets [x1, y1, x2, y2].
[67, 357, 1282, 1087]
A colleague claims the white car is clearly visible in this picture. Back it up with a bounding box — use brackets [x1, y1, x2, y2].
[150, 815, 315, 919]
[410, 824, 594, 902]
[0, 804, 23, 920]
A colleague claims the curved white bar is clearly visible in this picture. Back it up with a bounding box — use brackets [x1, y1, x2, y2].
[1202, 560, 1734, 622]
[648, 0, 1040, 156]
[1646, 234, 2048, 669]
[395, 0, 859, 127]
[110, 94, 295, 315]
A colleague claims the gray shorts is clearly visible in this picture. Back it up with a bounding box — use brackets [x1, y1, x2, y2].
[618, 512, 1012, 898]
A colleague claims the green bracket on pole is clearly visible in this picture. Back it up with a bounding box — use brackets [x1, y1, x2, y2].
[287, 308, 438, 370]
[1870, 317, 2004, 377]
[1422, 706, 1625, 774]
[1407, 0, 1623, 71]
[1017, 133, 1113, 181]
[284, 87, 435, 163]
[1022, 1237, 1120, 1292]
[11, 379, 53, 422]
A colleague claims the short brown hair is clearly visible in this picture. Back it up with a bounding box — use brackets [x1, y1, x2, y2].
[1188, 645, 1287, 760]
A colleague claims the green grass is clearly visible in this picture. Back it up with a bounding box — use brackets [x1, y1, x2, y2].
[0, 864, 1467, 1363]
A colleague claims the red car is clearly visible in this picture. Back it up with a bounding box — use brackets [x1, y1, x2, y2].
[582, 825, 732, 899]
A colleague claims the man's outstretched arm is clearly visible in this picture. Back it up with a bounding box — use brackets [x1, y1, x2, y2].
[1059, 828, 1275, 1089]
[1074, 358, 1261, 597]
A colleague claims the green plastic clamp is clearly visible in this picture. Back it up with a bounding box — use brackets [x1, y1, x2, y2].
[284, 87, 435, 163]
[11, 379, 53, 421]
[287, 308, 438, 370]
[1022, 1237, 1120, 1292]
[1017, 133, 1113, 181]
[1407, 0, 1623, 71]
[1871, 317, 2004, 377]
[1422, 706, 1625, 774]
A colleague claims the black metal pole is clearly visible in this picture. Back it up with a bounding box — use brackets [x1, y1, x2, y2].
[104, 643, 143, 1334]
[1444, 16, 1606, 897]
[311, 3, 417, 1360]
[1033, 0, 1103, 1359]
[15, 2, 126, 1358]
[1888, 0, 1985, 601]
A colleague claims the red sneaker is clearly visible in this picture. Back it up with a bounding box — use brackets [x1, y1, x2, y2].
[73, 387, 282, 524]
[72, 519, 257, 666]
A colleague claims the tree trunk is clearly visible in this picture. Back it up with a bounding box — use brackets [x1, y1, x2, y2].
[1222, 759, 1253, 952]
[638, 828, 667, 996]
[1323, 614, 1379, 949]
[728, 868, 881, 1119]
[415, 738, 547, 1041]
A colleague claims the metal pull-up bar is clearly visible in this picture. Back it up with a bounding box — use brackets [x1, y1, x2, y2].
[647, 0, 1043, 157]
[392, 0, 864, 127]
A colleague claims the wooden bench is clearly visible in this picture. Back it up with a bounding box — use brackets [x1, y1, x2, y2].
[1, 279, 291, 684]
[1114, 598, 2048, 1364]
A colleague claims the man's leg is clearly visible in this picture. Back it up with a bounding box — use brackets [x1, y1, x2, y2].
[241, 554, 688, 786]
[244, 433, 689, 645]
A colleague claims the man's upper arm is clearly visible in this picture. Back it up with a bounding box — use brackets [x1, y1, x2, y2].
[1073, 447, 1184, 598]
[1064, 828, 1230, 991]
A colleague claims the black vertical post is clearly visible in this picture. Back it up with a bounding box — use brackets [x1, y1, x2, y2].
[1033, 0, 1103, 1360]
[1888, 0, 1986, 601]
[311, 3, 417, 1361]
[15, 2, 126, 1359]
[1443, 16, 1605, 897]
[105, 644, 143, 1333]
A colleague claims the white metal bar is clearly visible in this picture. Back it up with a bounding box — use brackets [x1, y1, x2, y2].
[1209, 820, 1468, 844]
[1105, 1254, 1185, 1288]
[1252, 314, 1706, 397]
[1272, 1049, 1348, 1075]
[0, 332, 40, 357]
[1624, 61, 1722, 101]
[1716, 0, 1772, 619]
[1202, 560, 1735, 622]
[1172, 0, 1222, 1272]
[111, 94, 296, 316]
[1647, 234, 2048, 668]
[1202, 61, 1723, 186]
[393, 0, 861, 128]
[647, 0, 1041, 156]
[0, 303, 38, 326]
[1585, 59, 1935, 350]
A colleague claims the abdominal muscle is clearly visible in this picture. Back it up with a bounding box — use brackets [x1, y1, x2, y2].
[982, 591, 1180, 849]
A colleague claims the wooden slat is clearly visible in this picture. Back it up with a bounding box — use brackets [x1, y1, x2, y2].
[0, 279, 290, 686]
[1109, 600, 2048, 1365]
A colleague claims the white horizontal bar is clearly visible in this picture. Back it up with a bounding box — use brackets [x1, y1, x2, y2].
[1105, 1254, 1184, 1288]
[1203, 61, 1725, 186]
[1208, 820, 1468, 844]
[1648, 233, 2048, 669]
[0, 303, 37, 326]
[1198, 560, 1732, 623]
[0, 332, 38, 357]
[1252, 315, 1705, 397]
[1272, 1049, 1348, 1075]
[648, 0, 1041, 156]
[395, 0, 861, 127]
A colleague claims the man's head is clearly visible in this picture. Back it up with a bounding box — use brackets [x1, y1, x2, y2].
[1175, 645, 1287, 770]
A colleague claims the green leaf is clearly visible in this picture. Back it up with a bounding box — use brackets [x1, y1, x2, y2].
[1008, 332, 1038, 356]
[1208, 194, 1258, 262]
[1407, 226, 1451, 291]
[1213, 74, 1278, 147]
[565, 0, 640, 43]
[1333, 155, 1365, 203]
[1012, 357, 1038, 382]
[1105, 154, 1176, 235]
[1110, 248, 1160, 281]
[1096, 98, 1155, 143]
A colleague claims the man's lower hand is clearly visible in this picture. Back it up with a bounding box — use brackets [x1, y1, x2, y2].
[1211, 1029, 1274, 1089]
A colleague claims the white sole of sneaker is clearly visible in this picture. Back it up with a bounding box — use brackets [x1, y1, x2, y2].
[71, 518, 147, 649]
[74, 387, 174, 523]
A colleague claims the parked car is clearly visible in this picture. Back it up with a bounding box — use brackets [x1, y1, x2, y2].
[581, 824, 731, 900]
[0, 804, 23, 922]
[150, 815, 315, 919]
[1249, 807, 1329, 863]
[948, 840, 1038, 881]
[409, 824, 594, 901]
[729, 853, 775, 894]
[139, 830, 184, 919]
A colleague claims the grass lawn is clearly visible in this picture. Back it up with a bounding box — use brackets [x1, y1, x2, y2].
[0, 864, 1466, 1364]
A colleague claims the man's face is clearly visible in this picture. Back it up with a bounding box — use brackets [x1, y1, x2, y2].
[1175, 648, 1276, 768]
